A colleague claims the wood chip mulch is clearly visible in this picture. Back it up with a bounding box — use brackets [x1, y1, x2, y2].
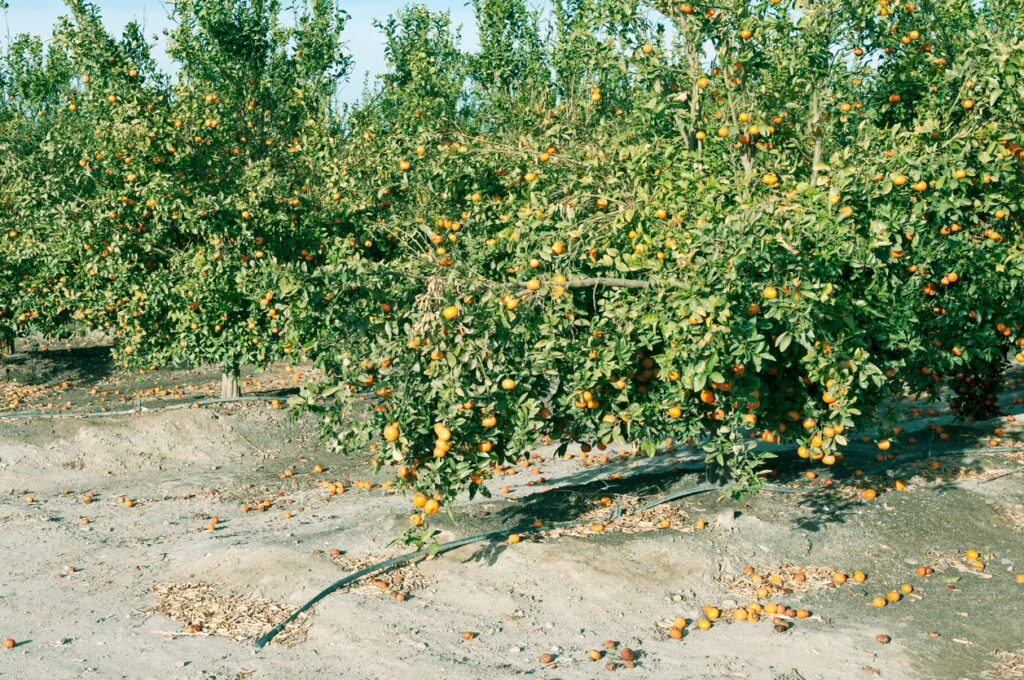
[717, 564, 838, 598]
[151, 581, 311, 646]
[330, 554, 432, 598]
[542, 495, 694, 538]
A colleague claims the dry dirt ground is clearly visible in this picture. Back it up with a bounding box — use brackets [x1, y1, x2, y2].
[2, 346, 1024, 680]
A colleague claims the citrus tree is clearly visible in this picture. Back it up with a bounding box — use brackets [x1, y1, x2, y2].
[294, 0, 1023, 540]
[104, 0, 351, 396]
[1, 0, 1020, 541]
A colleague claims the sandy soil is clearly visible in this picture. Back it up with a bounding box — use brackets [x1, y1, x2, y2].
[2, 348, 1024, 680]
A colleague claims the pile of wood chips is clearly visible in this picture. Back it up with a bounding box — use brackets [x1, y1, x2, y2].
[542, 495, 693, 538]
[988, 650, 1024, 678]
[330, 554, 432, 599]
[151, 581, 311, 646]
[718, 564, 838, 598]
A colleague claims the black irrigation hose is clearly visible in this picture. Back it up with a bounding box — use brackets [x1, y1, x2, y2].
[254, 481, 820, 648]
[0, 395, 283, 420]
[861, 446, 1021, 476]
[255, 440, 1024, 648]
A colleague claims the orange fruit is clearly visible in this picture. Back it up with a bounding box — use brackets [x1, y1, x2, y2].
[442, 306, 459, 320]
[2, 639, 14, 649]
[383, 423, 400, 441]
[965, 549, 980, 560]
[872, 597, 887, 608]
[900, 583, 913, 594]
[668, 626, 684, 639]
[703, 606, 720, 620]
[423, 499, 440, 515]
[507, 533, 521, 544]
[696, 618, 711, 630]
[673, 617, 688, 629]
[763, 286, 778, 299]
[832, 572, 848, 584]
[886, 591, 901, 602]
[853, 571, 866, 583]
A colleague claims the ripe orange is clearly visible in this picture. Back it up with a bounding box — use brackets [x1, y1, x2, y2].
[703, 606, 720, 620]
[442, 306, 459, 320]
[872, 597, 887, 608]
[886, 591, 901, 602]
[762, 286, 778, 299]
[668, 626, 684, 639]
[423, 499, 440, 515]
[2, 639, 14, 649]
[853, 571, 866, 583]
[965, 549, 980, 560]
[383, 422, 400, 441]
[507, 533, 520, 544]
[696, 618, 712, 630]
[412, 492, 428, 508]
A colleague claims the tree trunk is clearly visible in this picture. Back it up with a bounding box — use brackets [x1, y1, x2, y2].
[221, 365, 241, 399]
[0, 330, 14, 358]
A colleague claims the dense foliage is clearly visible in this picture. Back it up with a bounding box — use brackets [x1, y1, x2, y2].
[1, 0, 1022, 537]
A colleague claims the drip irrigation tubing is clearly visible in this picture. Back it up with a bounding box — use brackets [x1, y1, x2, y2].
[0, 395, 284, 420]
[254, 440, 1023, 648]
[254, 482, 734, 648]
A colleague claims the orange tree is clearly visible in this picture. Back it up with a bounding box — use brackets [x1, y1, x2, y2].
[0, 27, 77, 355]
[292, 0, 1023, 541]
[1, 0, 350, 395]
[107, 0, 351, 396]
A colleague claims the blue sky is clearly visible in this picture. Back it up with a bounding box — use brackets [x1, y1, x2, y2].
[1, 0, 479, 101]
